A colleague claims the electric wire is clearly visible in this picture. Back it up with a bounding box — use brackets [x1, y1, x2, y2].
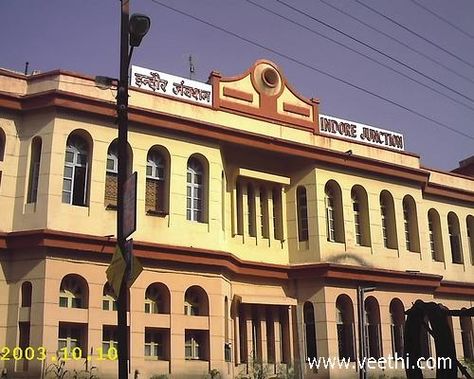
[274, 0, 474, 104]
[148, 0, 474, 140]
[319, 0, 474, 86]
[244, 0, 474, 113]
[408, 0, 474, 41]
[354, 0, 474, 70]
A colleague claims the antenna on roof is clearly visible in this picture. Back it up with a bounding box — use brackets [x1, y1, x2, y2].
[24, 62, 29, 76]
[188, 55, 195, 80]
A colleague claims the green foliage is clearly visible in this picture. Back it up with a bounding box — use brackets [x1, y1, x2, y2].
[209, 368, 221, 379]
[71, 363, 98, 379]
[276, 364, 295, 379]
[464, 358, 474, 376]
[45, 359, 69, 379]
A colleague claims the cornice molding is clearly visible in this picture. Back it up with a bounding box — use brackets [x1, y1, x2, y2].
[1, 229, 472, 297]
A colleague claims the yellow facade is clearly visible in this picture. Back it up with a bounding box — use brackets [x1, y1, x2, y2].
[0, 60, 473, 378]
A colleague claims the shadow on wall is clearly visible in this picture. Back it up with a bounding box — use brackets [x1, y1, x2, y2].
[326, 253, 372, 267]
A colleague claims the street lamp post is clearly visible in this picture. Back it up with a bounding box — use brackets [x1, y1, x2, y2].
[116, 1, 150, 378]
[357, 286, 376, 379]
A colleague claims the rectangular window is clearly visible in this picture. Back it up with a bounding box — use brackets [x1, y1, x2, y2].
[58, 324, 84, 353]
[145, 328, 165, 359]
[266, 318, 275, 363]
[260, 189, 269, 238]
[185, 330, 208, 360]
[272, 188, 283, 241]
[102, 326, 118, 355]
[236, 182, 243, 235]
[247, 185, 256, 237]
[185, 334, 200, 360]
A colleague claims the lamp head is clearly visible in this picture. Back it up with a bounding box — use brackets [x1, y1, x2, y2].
[129, 13, 151, 47]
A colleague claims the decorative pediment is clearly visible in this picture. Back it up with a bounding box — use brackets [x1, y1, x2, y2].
[209, 60, 319, 133]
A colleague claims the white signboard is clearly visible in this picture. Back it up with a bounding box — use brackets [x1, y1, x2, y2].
[319, 114, 404, 151]
[130, 65, 212, 106]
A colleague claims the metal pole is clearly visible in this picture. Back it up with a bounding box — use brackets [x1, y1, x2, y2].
[117, 0, 130, 378]
[357, 286, 367, 379]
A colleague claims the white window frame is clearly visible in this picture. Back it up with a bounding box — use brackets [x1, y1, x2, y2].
[102, 327, 118, 354]
[403, 204, 411, 250]
[184, 292, 200, 316]
[428, 216, 436, 260]
[106, 144, 118, 174]
[186, 159, 204, 222]
[146, 151, 165, 180]
[145, 329, 164, 359]
[185, 333, 201, 360]
[102, 285, 117, 311]
[59, 277, 83, 309]
[380, 201, 388, 248]
[58, 325, 82, 352]
[352, 195, 361, 245]
[326, 190, 336, 242]
[62, 136, 89, 206]
[145, 286, 162, 314]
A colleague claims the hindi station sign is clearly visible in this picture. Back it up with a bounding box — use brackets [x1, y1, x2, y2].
[131, 65, 212, 107]
[319, 114, 404, 151]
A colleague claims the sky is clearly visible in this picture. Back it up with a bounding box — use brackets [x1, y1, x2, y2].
[1, 0, 473, 172]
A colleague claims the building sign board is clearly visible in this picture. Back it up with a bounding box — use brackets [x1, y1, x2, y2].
[319, 114, 404, 151]
[131, 65, 212, 106]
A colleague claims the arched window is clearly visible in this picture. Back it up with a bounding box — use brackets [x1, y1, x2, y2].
[428, 209, 444, 262]
[448, 212, 463, 264]
[380, 191, 397, 249]
[62, 133, 90, 206]
[389, 299, 405, 356]
[146, 147, 168, 214]
[365, 296, 382, 358]
[303, 302, 317, 358]
[460, 312, 474, 359]
[186, 157, 205, 222]
[325, 181, 344, 243]
[27, 137, 42, 203]
[145, 283, 170, 314]
[21, 281, 32, 307]
[184, 286, 209, 316]
[102, 283, 117, 311]
[467, 215, 474, 265]
[247, 183, 256, 237]
[403, 195, 420, 252]
[335, 295, 355, 361]
[104, 140, 133, 208]
[351, 186, 370, 246]
[59, 275, 88, 309]
[104, 141, 118, 207]
[297, 186, 309, 242]
[0, 128, 5, 161]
